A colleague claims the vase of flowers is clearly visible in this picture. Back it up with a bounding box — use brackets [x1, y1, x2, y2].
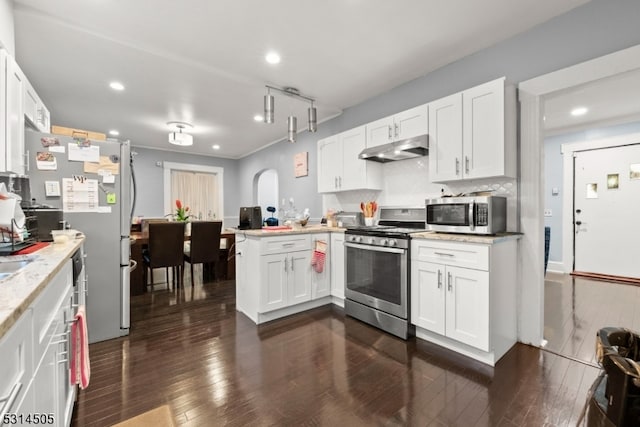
[175, 199, 191, 235]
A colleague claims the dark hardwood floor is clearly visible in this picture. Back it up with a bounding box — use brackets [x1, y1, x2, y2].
[72, 268, 601, 427]
[544, 271, 640, 365]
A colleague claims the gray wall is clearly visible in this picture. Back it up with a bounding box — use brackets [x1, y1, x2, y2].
[237, 0, 640, 217]
[131, 147, 239, 222]
[544, 121, 640, 263]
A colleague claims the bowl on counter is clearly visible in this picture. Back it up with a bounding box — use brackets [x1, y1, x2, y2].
[51, 229, 78, 244]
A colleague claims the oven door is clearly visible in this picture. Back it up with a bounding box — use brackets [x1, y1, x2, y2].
[344, 242, 407, 318]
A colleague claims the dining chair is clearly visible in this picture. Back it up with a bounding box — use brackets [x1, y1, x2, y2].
[143, 222, 185, 290]
[183, 221, 222, 287]
[141, 217, 169, 234]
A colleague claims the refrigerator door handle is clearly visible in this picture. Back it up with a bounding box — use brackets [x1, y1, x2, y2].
[120, 265, 130, 329]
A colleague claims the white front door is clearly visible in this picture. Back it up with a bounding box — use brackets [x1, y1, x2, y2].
[574, 143, 640, 278]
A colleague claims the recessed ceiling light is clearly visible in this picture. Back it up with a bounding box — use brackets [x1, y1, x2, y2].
[254, 115, 264, 122]
[212, 144, 220, 150]
[265, 52, 281, 64]
[109, 81, 125, 91]
[571, 107, 588, 116]
[109, 130, 119, 136]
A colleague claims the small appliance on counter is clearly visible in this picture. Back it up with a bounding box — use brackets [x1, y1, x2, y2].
[426, 195, 507, 235]
[265, 206, 278, 226]
[31, 208, 64, 242]
[238, 206, 262, 229]
[335, 211, 363, 228]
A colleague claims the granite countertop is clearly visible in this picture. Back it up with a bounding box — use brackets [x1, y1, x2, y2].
[234, 225, 346, 236]
[0, 237, 85, 339]
[411, 231, 522, 244]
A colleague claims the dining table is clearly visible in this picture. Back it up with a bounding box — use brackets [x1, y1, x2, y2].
[129, 229, 236, 295]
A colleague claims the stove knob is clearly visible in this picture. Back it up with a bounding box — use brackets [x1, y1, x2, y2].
[380, 239, 388, 246]
[368, 238, 375, 245]
[388, 239, 397, 247]
[356, 236, 363, 243]
[349, 236, 357, 242]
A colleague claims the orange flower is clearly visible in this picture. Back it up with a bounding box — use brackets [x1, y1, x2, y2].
[175, 199, 189, 221]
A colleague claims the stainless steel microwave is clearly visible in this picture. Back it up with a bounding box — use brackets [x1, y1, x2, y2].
[425, 195, 506, 235]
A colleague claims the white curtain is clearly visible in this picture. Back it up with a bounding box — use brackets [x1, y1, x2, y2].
[170, 170, 219, 220]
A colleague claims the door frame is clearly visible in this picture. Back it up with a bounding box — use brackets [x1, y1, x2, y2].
[560, 134, 640, 274]
[518, 43, 640, 346]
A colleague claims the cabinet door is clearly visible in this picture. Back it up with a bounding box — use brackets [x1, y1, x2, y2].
[330, 234, 345, 300]
[288, 251, 312, 305]
[366, 116, 393, 148]
[260, 253, 288, 313]
[445, 266, 489, 351]
[317, 136, 341, 192]
[395, 104, 428, 141]
[340, 126, 368, 190]
[311, 234, 330, 300]
[0, 51, 7, 172]
[463, 78, 504, 179]
[6, 56, 25, 175]
[428, 93, 462, 182]
[410, 261, 445, 335]
[33, 335, 58, 419]
[24, 80, 38, 127]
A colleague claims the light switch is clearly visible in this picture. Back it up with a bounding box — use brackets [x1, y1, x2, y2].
[544, 209, 552, 217]
[552, 187, 559, 196]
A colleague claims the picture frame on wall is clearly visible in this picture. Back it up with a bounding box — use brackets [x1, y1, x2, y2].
[294, 152, 308, 177]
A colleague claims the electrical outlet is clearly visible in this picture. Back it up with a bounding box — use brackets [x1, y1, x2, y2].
[544, 209, 552, 217]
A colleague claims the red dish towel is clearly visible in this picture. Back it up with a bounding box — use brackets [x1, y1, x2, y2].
[310, 240, 327, 273]
[71, 305, 91, 389]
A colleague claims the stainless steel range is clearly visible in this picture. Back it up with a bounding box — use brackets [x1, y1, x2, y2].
[344, 206, 426, 339]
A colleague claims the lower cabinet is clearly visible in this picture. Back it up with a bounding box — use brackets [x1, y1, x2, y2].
[310, 233, 330, 300]
[260, 250, 312, 313]
[411, 237, 518, 366]
[0, 259, 75, 427]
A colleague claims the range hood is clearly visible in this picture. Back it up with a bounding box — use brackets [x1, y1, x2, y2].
[358, 134, 428, 163]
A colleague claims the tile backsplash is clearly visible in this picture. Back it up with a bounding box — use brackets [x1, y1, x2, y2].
[322, 157, 518, 231]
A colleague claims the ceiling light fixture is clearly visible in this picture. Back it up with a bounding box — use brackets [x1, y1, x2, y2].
[167, 121, 194, 146]
[571, 107, 588, 116]
[265, 52, 281, 64]
[109, 81, 125, 91]
[287, 116, 297, 143]
[262, 85, 317, 141]
[212, 144, 220, 150]
[109, 130, 119, 136]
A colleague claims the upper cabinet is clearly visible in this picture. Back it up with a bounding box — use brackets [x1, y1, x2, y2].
[1, 49, 26, 175]
[24, 78, 50, 133]
[366, 104, 429, 148]
[0, 49, 50, 175]
[429, 77, 516, 182]
[317, 125, 382, 193]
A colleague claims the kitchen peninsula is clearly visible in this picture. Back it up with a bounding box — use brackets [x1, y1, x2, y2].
[234, 225, 345, 324]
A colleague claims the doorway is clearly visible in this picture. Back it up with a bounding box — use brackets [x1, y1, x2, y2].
[253, 169, 279, 222]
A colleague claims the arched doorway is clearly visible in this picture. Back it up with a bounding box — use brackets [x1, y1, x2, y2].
[253, 169, 279, 222]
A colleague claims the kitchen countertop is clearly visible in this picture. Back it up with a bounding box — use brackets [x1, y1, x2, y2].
[234, 225, 346, 236]
[411, 231, 522, 244]
[0, 237, 85, 339]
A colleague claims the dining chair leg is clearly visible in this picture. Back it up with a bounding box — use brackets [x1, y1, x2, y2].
[190, 262, 195, 287]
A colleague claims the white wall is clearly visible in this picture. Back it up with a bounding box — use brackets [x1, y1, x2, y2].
[0, 0, 15, 55]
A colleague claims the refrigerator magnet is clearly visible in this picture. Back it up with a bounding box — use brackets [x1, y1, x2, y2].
[107, 193, 117, 204]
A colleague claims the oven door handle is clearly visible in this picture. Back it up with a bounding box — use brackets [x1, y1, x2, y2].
[344, 242, 405, 254]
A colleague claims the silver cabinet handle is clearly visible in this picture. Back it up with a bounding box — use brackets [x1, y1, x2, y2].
[447, 272, 452, 291]
[25, 150, 30, 172]
[0, 382, 22, 420]
[334, 177, 338, 189]
[290, 258, 294, 271]
[455, 158, 460, 176]
[434, 252, 454, 257]
[338, 176, 342, 188]
[437, 270, 442, 289]
[282, 243, 295, 247]
[284, 257, 288, 272]
[465, 156, 470, 174]
[388, 125, 393, 140]
[394, 123, 399, 138]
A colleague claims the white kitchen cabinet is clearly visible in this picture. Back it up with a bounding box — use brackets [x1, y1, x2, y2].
[411, 237, 517, 366]
[24, 77, 50, 133]
[366, 103, 429, 149]
[317, 125, 382, 192]
[428, 77, 516, 182]
[236, 233, 332, 324]
[310, 233, 330, 300]
[330, 233, 345, 304]
[0, 49, 26, 174]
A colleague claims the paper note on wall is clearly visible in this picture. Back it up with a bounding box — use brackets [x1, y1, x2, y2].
[84, 156, 120, 175]
[62, 177, 99, 212]
[36, 152, 57, 170]
[68, 143, 100, 162]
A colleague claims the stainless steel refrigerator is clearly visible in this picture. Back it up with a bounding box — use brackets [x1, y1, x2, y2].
[25, 129, 132, 343]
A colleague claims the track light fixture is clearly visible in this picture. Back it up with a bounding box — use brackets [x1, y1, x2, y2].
[263, 85, 317, 141]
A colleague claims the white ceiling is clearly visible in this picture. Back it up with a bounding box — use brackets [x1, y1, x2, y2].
[13, 0, 590, 158]
[543, 68, 640, 135]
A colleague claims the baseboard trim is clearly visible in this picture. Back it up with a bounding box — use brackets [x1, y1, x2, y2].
[571, 271, 640, 285]
[546, 261, 566, 273]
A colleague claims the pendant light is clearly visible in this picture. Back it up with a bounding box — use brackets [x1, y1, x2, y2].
[308, 101, 317, 133]
[264, 88, 274, 124]
[167, 122, 193, 146]
[287, 116, 297, 143]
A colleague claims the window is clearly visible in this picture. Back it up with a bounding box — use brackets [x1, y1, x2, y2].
[163, 162, 224, 222]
